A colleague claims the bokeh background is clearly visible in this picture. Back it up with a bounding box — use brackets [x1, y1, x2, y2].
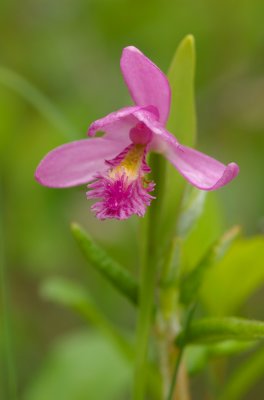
[1, 0, 264, 399]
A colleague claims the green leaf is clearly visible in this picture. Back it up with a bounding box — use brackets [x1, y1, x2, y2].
[176, 187, 207, 239]
[181, 194, 223, 273]
[177, 317, 264, 346]
[24, 331, 131, 400]
[167, 34, 196, 146]
[200, 236, 264, 315]
[206, 340, 256, 358]
[41, 277, 133, 360]
[161, 35, 197, 243]
[219, 346, 264, 400]
[186, 341, 255, 376]
[180, 226, 241, 305]
[71, 223, 138, 306]
[185, 346, 208, 375]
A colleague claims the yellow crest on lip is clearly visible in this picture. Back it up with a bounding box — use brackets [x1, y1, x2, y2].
[109, 144, 145, 180]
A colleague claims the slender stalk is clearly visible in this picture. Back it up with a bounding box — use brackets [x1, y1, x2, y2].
[133, 155, 166, 400]
[0, 184, 18, 400]
[167, 304, 196, 400]
[167, 346, 184, 400]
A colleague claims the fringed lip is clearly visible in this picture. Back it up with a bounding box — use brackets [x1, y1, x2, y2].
[87, 142, 155, 220]
[35, 45, 239, 221]
[88, 173, 155, 220]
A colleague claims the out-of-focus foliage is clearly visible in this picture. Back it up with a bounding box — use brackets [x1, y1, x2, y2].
[1, 0, 264, 399]
[180, 226, 241, 306]
[40, 277, 134, 359]
[219, 346, 264, 400]
[201, 236, 264, 315]
[25, 332, 131, 400]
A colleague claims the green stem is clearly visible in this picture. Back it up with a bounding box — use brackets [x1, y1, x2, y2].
[167, 304, 196, 400]
[0, 184, 18, 400]
[0, 66, 76, 139]
[133, 154, 166, 400]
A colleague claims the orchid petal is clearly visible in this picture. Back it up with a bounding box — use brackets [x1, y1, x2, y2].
[88, 105, 158, 141]
[165, 143, 239, 190]
[120, 46, 171, 125]
[132, 113, 239, 190]
[35, 138, 127, 188]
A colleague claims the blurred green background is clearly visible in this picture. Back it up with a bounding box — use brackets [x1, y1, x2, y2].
[1, 0, 264, 399]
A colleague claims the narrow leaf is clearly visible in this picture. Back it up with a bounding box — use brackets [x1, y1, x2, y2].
[181, 194, 223, 273]
[71, 223, 138, 305]
[180, 226, 241, 305]
[176, 187, 206, 239]
[206, 340, 256, 358]
[200, 235, 264, 315]
[162, 35, 197, 242]
[186, 341, 255, 376]
[177, 317, 264, 346]
[167, 34, 196, 146]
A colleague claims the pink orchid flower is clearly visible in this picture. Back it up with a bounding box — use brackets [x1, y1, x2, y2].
[35, 46, 239, 220]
